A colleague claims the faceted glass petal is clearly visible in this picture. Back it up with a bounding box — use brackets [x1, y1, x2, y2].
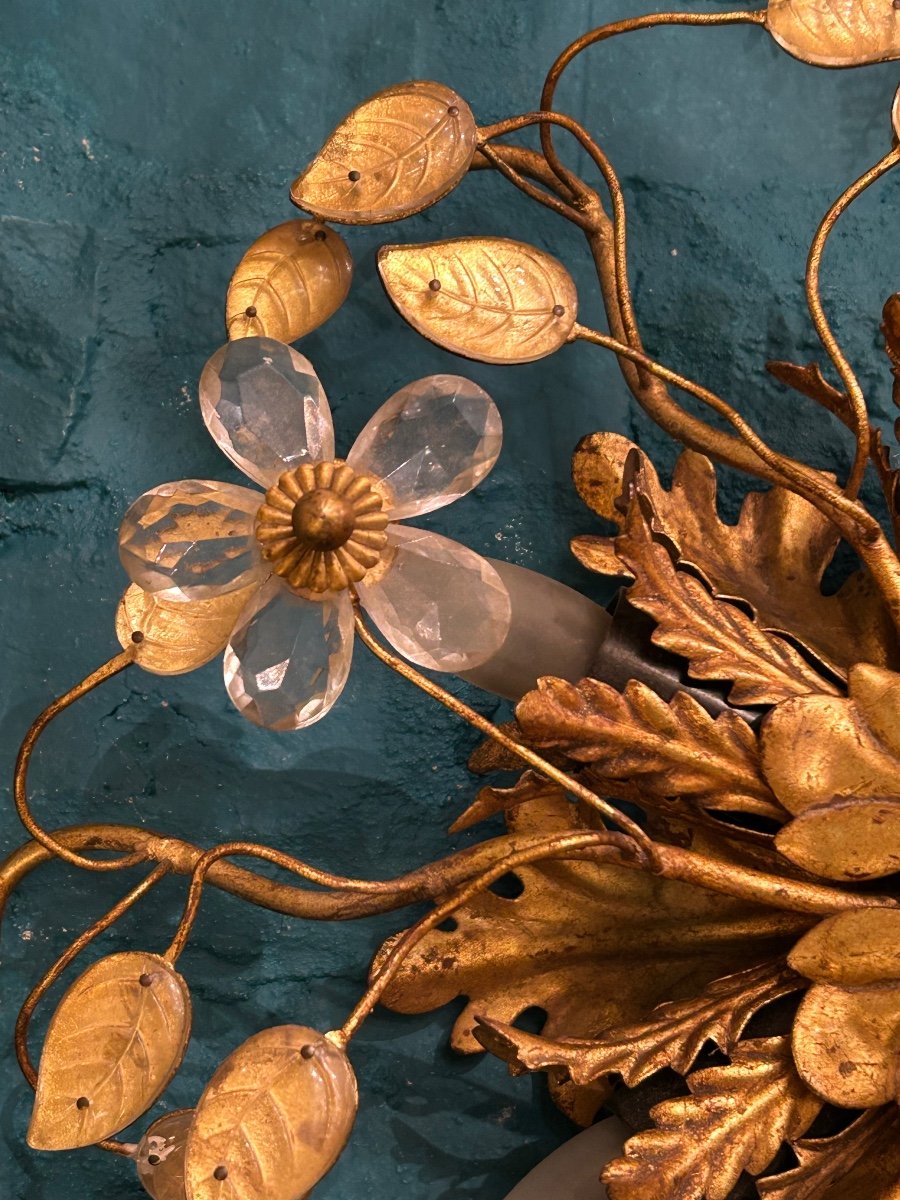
[199, 337, 335, 487]
[356, 525, 511, 672]
[347, 375, 502, 519]
[118, 480, 264, 601]
[223, 579, 353, 730]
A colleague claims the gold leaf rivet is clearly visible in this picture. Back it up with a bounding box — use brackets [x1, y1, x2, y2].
[130, 630, 144, 644]
[147, 1154, 161, 1166]
[245, 304, 257, 318]
[552, 304, 566, 317]
[428, 278, 442, 292]
[139, 973, 153, 988]
[75, 1096, 90, 1110]
[314, 228, 327, 241]
[348, 170, 361, 182]
[447, 105, 459, 116]
[213, 1165, 229, 1181]
[300, 1043, 317, 1059]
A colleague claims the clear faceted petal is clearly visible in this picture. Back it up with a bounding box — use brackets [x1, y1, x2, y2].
[347, 375, 501, 519]
[223, 579, 353, 730]
[118, 480, 264, 600]
[357, 525, 511, 672]
[199, 337, 335, 487]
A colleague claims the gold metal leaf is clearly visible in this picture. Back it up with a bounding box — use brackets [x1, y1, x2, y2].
[184, 1026, 357, 1200]
[28, 952, 191, 1150]
[767, 0, 900, 67]
[515, 676, 783, 820]
[759, 1108, 900, 1200]
[603, 1037, 822, 1200]
[375, 790, 799, 1056]
[762, 663, 900, 815]
[775, 796, 900, 881]
[476, 960, 802, 1088]
[135, 1109, 194, 1200]
[789, 909, 900, 986]
[116, 582, 258, 677]
[615, 496, 840, 707]
[792, 983, 900, 1107]
[225, 219, 352, 343]
[377, 237, 578, 364]
[290, 81, 476, 224]
[572, 431, 898, 673]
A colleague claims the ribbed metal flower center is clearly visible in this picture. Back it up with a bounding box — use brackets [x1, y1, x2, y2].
[291, 489, 357, 551]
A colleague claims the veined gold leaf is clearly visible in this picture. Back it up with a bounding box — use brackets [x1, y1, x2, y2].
[515, 676, 783, 819]
[767, 0, 900, 67]
[775, 795, 900, 881]
[476, 960, 802, 1088]
[291, 80, 476, 224]
[135, 1109, 194, 1200]
[28, 952, 191, 1150]
[225, 220, 352, 343]
[758, 1107, 898, 1200]
[378, 237, 578, 364]
[789, 909, 900, 986]
[616, 497, 840, 707]
[117, 581, 257, 676]
[603, 1037, 821, 1200]
[184, 1026, 357, 1200]
[792, 982, 900, 1107]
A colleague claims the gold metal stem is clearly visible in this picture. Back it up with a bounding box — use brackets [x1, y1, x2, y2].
[13, 650, 146, 872]
[806, 146, 900, 499]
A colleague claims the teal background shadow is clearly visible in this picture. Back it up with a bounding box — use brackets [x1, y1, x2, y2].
[1, 1, 897, 1196]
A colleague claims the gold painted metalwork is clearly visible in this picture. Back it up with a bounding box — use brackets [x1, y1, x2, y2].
[225, 218, 353, 343]
[8, 7, 900, 1200]
[255, 460, 388, 593]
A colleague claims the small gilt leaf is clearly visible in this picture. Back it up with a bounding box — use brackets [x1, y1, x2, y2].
[378, 237, 578, 364]
[117, 582, 258, 676]
[225, 219, 352, 343]
[291, 80, 476, 224]
[28, 952, 191, 1150]
[766, 360, 849, 420]
[792, 982, 900, 1107]
[602, 1037, 822, 1200]
[766, 0, 900, 67]
[758, 1107, 898, 1200]
[515, 677, 783, 819]
[789, 909, 900, 986]
[476, 960, 802, 1088]
[184, 1026, 357, 1200]
[775, 796, 900, 881]
[135, 1109, 194, 1200]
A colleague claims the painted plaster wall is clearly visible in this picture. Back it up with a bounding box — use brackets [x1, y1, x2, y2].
[0, 1, 897, 1196]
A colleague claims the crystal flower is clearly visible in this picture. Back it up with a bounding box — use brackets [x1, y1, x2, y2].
[118, 337, 510, 730]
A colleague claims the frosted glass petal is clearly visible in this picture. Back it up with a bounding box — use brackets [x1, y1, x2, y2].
[223, 579, 353, 730]
[357, 525, 510, 672]
[119, 480, 264, 601]
[199, 337, 335, 487]
[347, 375, 501, 519]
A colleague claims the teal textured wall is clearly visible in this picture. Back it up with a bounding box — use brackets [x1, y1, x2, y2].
[1, 1, 897, 1196]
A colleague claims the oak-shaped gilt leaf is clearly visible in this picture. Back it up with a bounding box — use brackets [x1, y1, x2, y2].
[378, 237, 578, 363]
[291, 81, 476, 224]
[759, 1107, 900, 1200]
[767, 0, 900, 67]
[225, 219, 352, 343]
[184, 1026, 357, 1200]
[475, 960, 802, 1088]
[602, 1037, 822, 1200]
[117, 582, 258, 676]
[28, 952, 191, 1150]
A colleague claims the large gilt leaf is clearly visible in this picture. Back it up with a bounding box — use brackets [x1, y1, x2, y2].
[375, 790, 799, 1057]
[515, 676, 783, 819]
[759, 1108, 898, 1199]
[603, 1037, 822, 1200]
[117, 581, 258, 676]
[184, 1026, 357, 1200]
[571, 433, 896, 673]
[766, 0, 900, 67]
[378, 237, 578, 363]
[225, 220, 352, 343]
[28, 952, 191, 1150]
[291, 81, 476, 224]
[615, 498, 840, 706]
[476, 960, 802, 1088]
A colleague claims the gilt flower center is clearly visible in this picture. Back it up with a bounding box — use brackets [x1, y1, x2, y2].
[256, 461, 389, 594]
[291, 489, 357, 550]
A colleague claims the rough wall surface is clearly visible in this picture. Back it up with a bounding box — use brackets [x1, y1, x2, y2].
[1, 1, 897, 1196]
